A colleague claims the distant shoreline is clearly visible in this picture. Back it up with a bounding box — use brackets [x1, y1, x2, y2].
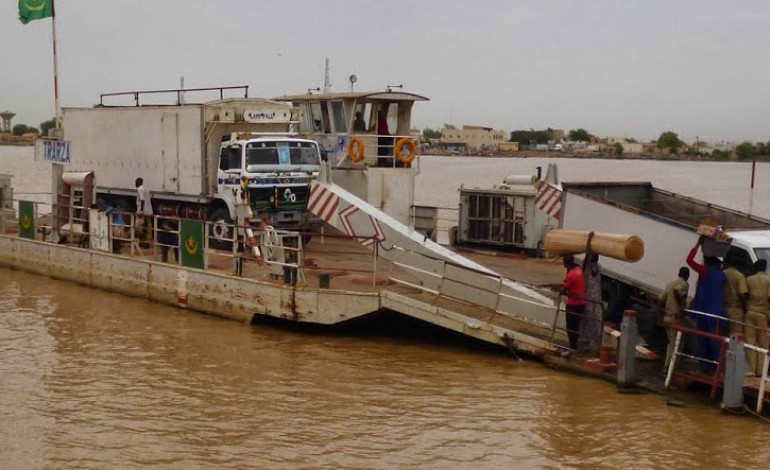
[0, 136, 34, 147]
[425, 150, 718, 162]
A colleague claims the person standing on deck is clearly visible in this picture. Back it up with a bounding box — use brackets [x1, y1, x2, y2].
[560, 255, 586, 352]
[686, 237, 727, 373]
[723, 257, 748, 334]
[744, 259, 770, 376]
[579, 232, 602, 355]
[135, 177, 153, 241]
[659, 267, 691, 369]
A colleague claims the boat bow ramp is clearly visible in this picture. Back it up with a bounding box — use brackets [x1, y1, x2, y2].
[306, 164, 566, 355]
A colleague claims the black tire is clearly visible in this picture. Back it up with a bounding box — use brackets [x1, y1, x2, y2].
[207, 207, 233, 250]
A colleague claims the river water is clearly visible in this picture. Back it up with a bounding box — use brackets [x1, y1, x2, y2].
[2, 147, 770, 469]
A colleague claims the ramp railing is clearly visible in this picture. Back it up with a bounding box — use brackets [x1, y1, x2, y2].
[385, 245, 564, 345]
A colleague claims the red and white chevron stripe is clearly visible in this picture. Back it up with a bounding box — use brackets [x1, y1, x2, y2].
[307, 183, 340, 224]
[339, 205, 386, 246]
[535, 180, 562, 220]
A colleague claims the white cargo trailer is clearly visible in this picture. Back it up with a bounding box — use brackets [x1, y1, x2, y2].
[62, 87, 322, 245]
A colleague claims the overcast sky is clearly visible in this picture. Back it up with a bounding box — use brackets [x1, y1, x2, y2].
[1, 0, 769, 142]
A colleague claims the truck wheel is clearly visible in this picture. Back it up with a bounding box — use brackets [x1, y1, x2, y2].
[208, 207, 233, 250]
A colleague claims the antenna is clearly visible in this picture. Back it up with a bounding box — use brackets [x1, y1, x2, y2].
[387, 84, 403, 92]
[307, 87, 320, 95]
[323, 58, 332, 93]
[349, 74, 357, 92]
[179, 76, 185, 105]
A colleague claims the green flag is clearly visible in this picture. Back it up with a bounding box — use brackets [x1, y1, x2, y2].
[180, 220, 205, 269]
[19, 200, 36, 240]
[18, 0, 53, 24]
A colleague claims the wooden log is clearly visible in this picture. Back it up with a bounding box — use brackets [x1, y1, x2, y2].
[544, 229, 645, 262]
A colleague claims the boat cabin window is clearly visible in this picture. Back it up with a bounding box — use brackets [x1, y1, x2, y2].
[330, 101, 346, 134]
[753, 248, 770, 274]
[245, 141, 320, 172]
[375, 102, 399, 135]
[309, 102, 325, 133]
[219, 144, 241, 172]
[353, 103, 373, 132]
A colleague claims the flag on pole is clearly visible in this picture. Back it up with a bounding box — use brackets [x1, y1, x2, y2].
[535, 179, 563, 220]
[18, 0, 54, 24]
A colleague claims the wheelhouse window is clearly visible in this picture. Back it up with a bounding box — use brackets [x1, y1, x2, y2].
[353, 102, 373, 132]
[219, 145, 241, 171]
[330, 101, 346, 134]
[310, 102, 324, 133]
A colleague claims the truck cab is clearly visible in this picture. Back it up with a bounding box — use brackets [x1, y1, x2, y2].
[211, 133, 321, 244]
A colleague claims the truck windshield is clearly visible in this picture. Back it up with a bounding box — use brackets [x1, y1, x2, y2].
[245, 141, 320, 172]
[753, 248, 770, 273]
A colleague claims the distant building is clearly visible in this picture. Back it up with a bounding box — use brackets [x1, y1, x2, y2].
[498, 142, 520, 152]
[621, 142, 644, 154]
[550, 129, 566, 141]
[442, 125, 507, 152]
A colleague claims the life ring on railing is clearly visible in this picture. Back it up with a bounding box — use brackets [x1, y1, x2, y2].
[395, 137, 417, 164]
[347, 137, 366, 163]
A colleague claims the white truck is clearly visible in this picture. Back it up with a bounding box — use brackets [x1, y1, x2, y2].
[560, 181, 770, 344]
[62, 87, 322, 246]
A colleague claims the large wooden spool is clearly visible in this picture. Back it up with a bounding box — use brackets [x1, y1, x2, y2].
[544, 229, 645, 262]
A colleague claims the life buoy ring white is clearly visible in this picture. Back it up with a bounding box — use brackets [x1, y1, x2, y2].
[395, 138, 417, 164]
[347, 137, 365, 162]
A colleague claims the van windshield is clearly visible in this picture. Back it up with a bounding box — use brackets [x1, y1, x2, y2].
[753, 248, 770, 273]
[245, 141, 320, 172]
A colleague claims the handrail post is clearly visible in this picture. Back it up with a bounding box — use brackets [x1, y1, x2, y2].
[493, 277, 504, 312]
[372, 238, 378, 287]
[722, 333, 747, 410]
[618, 310, 640, 386]
[665, 330, 683, 389]
[758, 352, 770, 413]
[548, 303, 561, 347]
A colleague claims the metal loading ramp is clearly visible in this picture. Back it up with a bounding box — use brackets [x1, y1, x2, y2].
[380, 247, 568, 356]
[309, 164, 568, 353]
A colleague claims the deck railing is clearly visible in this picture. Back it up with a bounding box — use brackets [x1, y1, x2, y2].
[1, 198, 380, 286]
[664, 308, 770, 413]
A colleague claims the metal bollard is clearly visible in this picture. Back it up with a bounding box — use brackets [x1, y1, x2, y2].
[618, 310, 640, 386]
[722, 334, 747, 410]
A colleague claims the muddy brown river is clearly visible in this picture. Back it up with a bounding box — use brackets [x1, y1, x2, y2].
[2, 147, 770, 468]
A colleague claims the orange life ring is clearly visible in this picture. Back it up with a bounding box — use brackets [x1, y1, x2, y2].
[347, 137, 365, 162]
[395, 138, 417, 164]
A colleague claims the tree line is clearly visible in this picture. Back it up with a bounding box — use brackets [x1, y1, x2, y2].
[1, 118, 56, 137]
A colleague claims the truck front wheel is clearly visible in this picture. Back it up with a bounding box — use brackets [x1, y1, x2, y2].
[207, 207, 233, 250]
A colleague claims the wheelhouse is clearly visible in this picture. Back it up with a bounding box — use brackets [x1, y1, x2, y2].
[274, 91, 428, 168]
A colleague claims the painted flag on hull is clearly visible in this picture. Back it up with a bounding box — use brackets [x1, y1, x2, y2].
[535, 179, 562, 220]
[180, 220, 205, 269]
[18, 0, 53, 24]
[19, 200, 36, 240]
